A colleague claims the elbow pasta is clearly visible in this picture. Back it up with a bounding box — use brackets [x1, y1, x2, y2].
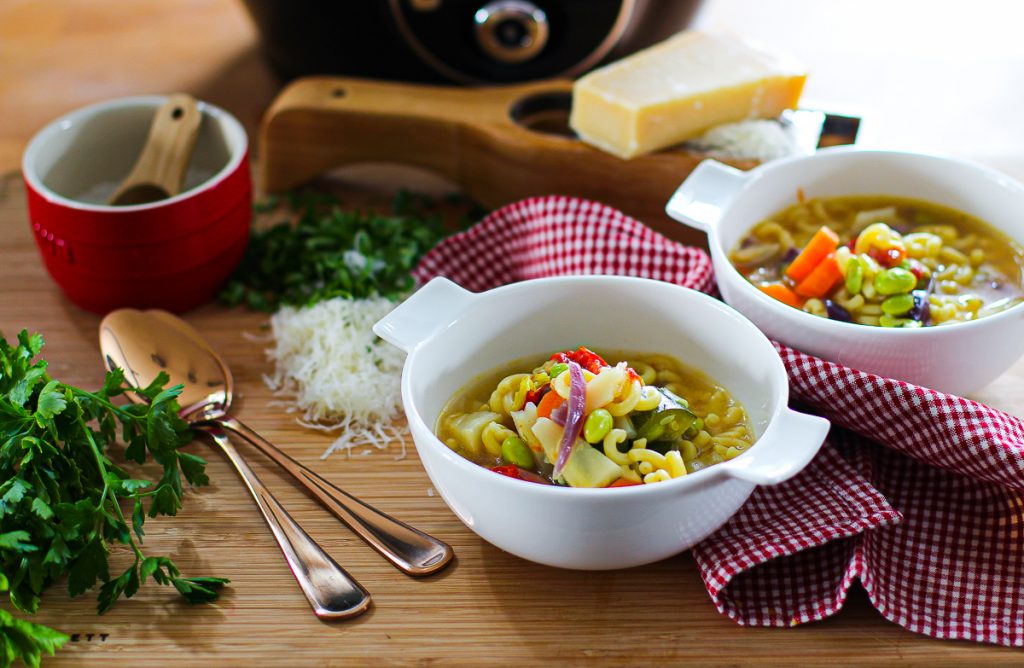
[729, 195, 1023, 328]
[481, 421, 516, 457]
[605, 380, 643, 416]
[437, 350, 757, 487]
[603, 428, 629, 466]
[489, 373, 530, 415]
[633, 386, 662, 412]
[627, 360, 657, 385]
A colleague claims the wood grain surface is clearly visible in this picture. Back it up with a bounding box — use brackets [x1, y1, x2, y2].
[2, 171, 1023, 666]
[2, 0, 1024, 664]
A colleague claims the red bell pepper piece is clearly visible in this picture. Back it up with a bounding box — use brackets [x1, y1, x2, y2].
[869, 246, 906, 268]
[550, 347, 609, 375]
[490, 465, 551, 485]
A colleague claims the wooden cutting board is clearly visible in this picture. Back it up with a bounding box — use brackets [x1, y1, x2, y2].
[258, 76, 765, 248]
[2, 171, 1022, 666]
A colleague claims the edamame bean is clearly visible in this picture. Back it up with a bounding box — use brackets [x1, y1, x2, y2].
[845, 256, 864, 294]
[879, 314, 923, 328]
[583, 409, 614, 443]
[881, 293, 915, 315]
[500, 436, 534, 468]
[549, 363, 568, 378]
[873, 267, 916, 295]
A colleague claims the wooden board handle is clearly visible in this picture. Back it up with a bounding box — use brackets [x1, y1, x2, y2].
[260, 76, 561, 192]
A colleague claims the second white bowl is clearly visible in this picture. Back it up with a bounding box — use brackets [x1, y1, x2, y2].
[666, 147, 1024, 395]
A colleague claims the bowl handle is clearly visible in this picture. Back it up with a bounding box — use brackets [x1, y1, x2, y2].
[664, 159, 751, 233]
[373, 277, 476, 353]
[723, 409, 830, 486]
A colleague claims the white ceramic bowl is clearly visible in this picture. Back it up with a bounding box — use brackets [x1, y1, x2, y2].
[373, 276, 829, 570]
[665, 147, 1024, 395]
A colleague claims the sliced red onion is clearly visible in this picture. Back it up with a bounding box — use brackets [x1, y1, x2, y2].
[909, 289, 931, 324]
[554, 361, 586, 476]
[549, 402, 568, 426]
[824, 299, 852, 322]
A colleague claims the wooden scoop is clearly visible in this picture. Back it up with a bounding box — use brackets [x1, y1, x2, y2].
[109, 93, 202, 206]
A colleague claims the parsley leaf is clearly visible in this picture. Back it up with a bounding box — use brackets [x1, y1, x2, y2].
[0, 330, 230, 665]
[219, 189, 484, 312]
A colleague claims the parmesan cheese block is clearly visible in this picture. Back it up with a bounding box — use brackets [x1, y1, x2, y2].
[570, 31, 807, 159]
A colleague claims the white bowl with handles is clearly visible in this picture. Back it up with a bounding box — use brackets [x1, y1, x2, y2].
[373, 275, 829, 570]
[665, 147, 1024, 396]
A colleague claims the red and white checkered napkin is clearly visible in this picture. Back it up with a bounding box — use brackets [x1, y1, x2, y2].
[414, 196, 1024, 647]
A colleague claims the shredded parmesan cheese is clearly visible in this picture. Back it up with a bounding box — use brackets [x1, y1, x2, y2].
[265, 297, 407, 459]
[688, 119, 801, 161]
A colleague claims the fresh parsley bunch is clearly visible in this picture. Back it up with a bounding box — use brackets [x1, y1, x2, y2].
[0, 330, 228, 667]
[219, 190, 483, 312]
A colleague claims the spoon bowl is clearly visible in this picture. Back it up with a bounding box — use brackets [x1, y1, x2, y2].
[99, 309, 371, 619]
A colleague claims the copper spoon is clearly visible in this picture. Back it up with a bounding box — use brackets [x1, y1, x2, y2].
[98, 308, 454, 576]
[201, 427, 370, 620]
[108, 93, 201, 205]
[98, 314, 370, 620]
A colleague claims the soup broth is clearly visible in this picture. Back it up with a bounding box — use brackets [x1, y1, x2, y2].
[435, 348, 755, 488]
[729, 195, 1024, 327]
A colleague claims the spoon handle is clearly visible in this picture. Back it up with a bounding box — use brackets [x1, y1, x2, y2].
[108, 93, 202, 204]
[201, 428, 371, 620]
[214, 417, 454, 576]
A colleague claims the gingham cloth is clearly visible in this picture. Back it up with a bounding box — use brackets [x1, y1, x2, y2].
[414, 196, 1024, 647]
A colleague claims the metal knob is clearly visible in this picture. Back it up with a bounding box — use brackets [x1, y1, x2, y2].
[473, 1, 549, 64]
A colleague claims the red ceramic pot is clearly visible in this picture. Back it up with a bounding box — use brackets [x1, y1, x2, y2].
[43, 235, 250, 314]
[22, 96, 252, 313]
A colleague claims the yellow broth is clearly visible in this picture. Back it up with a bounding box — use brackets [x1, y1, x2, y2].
[435, 350, 755, 487]
[729, 195, 1024, 326]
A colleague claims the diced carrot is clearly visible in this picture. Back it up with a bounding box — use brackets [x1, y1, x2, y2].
[608, 477, 642, 488]
[785, 226, 840, 282]
[536, 390, 564, 419]
[758, 282, 805, 309]
[794, 251, 843, 298]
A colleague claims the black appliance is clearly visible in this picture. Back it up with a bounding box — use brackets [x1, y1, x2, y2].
[241, 0, 702, 84]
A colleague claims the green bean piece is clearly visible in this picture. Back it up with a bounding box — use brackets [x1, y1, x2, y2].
[881, 293, 915, 315]
[549, 363, 568, 379]
[656, 386, 689, 408]
[583, 409, 614, 444]
[845, 257, 864, 294]
[874, 267, 916, 295]
[501, 436, 534, 468]
[636, 408, 698, 442]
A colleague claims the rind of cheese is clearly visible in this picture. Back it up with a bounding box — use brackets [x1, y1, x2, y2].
[570, 31, 807, 160]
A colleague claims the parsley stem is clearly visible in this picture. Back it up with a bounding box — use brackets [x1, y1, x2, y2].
[78, 415, 112, 511]
[68, 387, 134, 420]
[77, 415, 146, 560]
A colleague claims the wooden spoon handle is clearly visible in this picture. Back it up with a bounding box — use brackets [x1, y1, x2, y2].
[111, 93, 202, 201]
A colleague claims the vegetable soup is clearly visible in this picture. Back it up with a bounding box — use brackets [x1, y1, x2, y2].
[729, 195, 1024, 327]
[435, 347, 755, 488]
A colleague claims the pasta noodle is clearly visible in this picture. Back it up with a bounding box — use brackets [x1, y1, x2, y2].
[728, 195, 1023, 327]
[488, 373, 530, 415]
[436, 349, 756, 487]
